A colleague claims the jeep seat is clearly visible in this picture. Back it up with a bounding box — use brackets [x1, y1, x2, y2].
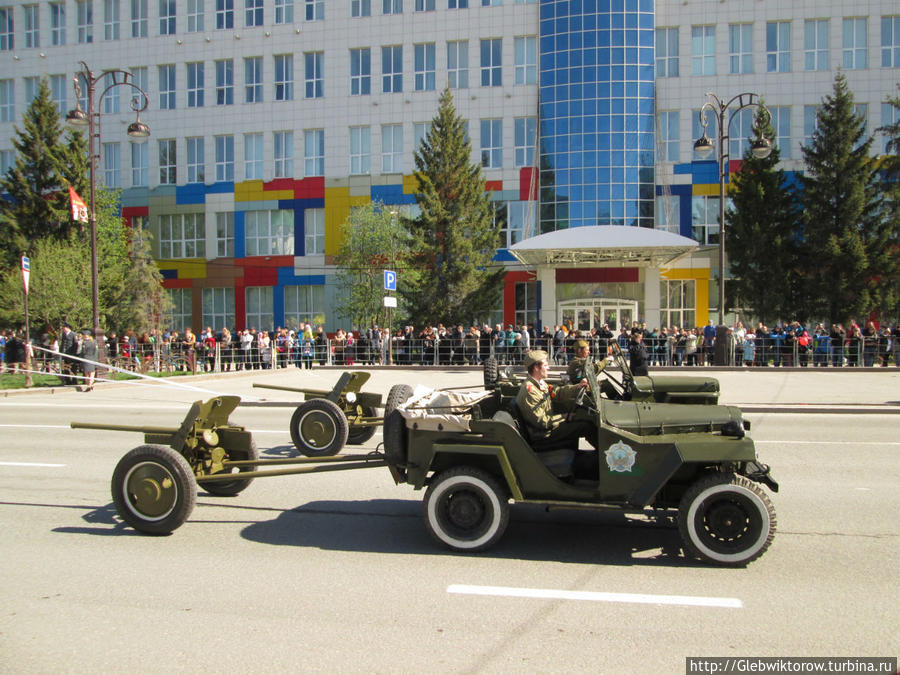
[492, 409, 575, 479]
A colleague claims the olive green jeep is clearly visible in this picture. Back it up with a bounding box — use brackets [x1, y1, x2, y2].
[384, 358, 777, 566]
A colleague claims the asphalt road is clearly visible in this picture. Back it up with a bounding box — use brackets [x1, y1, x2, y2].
[1, 368, 898, 673]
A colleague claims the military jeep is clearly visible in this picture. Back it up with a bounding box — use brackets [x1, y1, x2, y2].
[385, 358, 777, 566]
[483, 343, 720, 405]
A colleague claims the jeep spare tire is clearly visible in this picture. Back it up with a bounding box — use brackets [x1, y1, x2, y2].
[383, 384, 413, 465]
[482, 357, 499, 389]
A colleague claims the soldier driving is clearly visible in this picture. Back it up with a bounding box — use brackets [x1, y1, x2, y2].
[515, 350, 595, 451]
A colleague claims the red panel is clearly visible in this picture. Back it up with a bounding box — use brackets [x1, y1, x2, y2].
[243, 266, 278, 286]
[122, 206, 149, 219]
[556, 268, 639, 283]
[237, 255, 293, 268]
[519, 167, 538, 201]
[485, 180, 503, 192]
[728, 159, 743, 176]
[264, 177, 296, 192]
[295, 176, 325, 199]
[163, 278, 192, 289]
[502, 271, 536, 327]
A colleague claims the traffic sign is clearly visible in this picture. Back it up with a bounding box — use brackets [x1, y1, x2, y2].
[21, 255, 30, 295]
[384, 270, 397, 291]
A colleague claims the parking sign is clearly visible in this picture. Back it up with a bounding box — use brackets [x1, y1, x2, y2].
[384, 270, 397, 291]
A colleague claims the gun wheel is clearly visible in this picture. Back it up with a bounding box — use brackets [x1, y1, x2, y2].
[678, 473, 776, 566]
[290, 399, 349, 457]
[201, 441, 259, 497]
[424, 467, 509, 552]
[111, 444, 196, 535]
[346, 405, 378, 445]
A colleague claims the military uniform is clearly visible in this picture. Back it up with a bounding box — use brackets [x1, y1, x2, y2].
[516, 374, 594, 450]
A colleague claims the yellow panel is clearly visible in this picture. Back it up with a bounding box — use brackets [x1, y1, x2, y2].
[692, 183, 719, 196]
[162, 259, 207, 280]
[695, 282, 709, 326]
[402, 174, 419, 194]
[261, 189, 294, 200]
[235, 180, 265, 202]
[661, 267, 711, 281]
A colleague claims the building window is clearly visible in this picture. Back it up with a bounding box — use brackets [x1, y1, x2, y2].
[414, 122, 431, 151]
[480, 38, 502, 86]
[803, 105, 820, 147]
[728, 23, 752, 74]
[215, 59, 233, 105]
[76, 1, 94, 43]
[216, 212, 234, 257]
[274, 54, 294, 101]
[514, 116, 536, 167]
[447, 41, 469, 89]
[482, 0, 500, 6]
[50, 74, 67, 115]
[383, 0, 401, 15]
[659, 280, 695, 331]
[131, 140, 148, 186]
[691, 196, 721, 246]
[691, 25, 715, 76]
[104, 0, 120, 39]
[130, 0, 147, 36]
[506, 201, 534, 247]
[883, 16, 900, 67]
[245, 0, 263, 26]
[448, 0, 467, 8]
[415, 0, 433, 10]
[187, 62, 204, 107]
[274, 131, 293, 177]
[168, 288, 193, 332]
[102, 142, 121, 187]
[656, 27, 678, 77]
[245, 287, 273, 331]
[101, 73, 120, 113]
[843, 18, 868, 69]
[244, 133, 263, 180]
[514, 36, 536, 85]
[245, 209, 294, 256]
[728, 108, 754, 159]
[202, 287, 234, 332]
[245, 56, 263, 103]
[284, 284, 325, 326]
[0, 150, 12, 176]
[882, 102, 900, 153]
[766, 21, 791, 72]
[804, 19, 829, 71]
[350, 48, 371, 95]
[159, 0, 175, 34]
[304, 208, 325, 254]
[480, 118, 502, 169]
[305, 129, 324, 176]
[23, 5, 39, 47]
[274, 0, 293, 24]
[159, 139, 176, 184]
[159, 213, 205, 258]
[158, 65, 175, 109]
[382, 45, 403, 93]
[514, 279, 538, 327]
[0, 79, 13, 122]
[769, 106, 791, 160]
[350, 126, 370, 174]
[305, 0, 323, 21]
[381, 124, 402, 173]
[414, 43, 436, 91]
[304, 52, 324, 98]
[216, 0, 233, 28]
[215, 134, 234, 181]
[187, 0, 204, 31]
[658, 110, 679, 163]
[351, 0, 370, 17]
[187, 137, 205, 183]
[51, 2, 67, 44]
[24, 77, 39, 104]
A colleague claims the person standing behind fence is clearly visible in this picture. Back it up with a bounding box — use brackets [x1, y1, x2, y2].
[79, 329, 98, 391]
[60, 324, 79, 384]
[862, 321, 878, 367]
[301, 325, 315, 368]
[182, 327, 197, 372]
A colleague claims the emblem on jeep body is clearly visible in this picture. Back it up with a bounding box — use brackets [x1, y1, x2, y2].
[605, 441, 637, 473]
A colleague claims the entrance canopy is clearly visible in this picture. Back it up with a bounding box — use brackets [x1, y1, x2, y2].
[508, 225, 698, 267]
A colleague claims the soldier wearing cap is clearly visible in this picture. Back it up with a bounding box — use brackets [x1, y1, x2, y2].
[515, 350, 594, 451]
[563, 339, 617, 402]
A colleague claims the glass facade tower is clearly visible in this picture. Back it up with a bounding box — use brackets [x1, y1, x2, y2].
[539, 0, 656, 232]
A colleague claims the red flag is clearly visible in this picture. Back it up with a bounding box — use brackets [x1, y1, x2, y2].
[68, 186, 89, 223]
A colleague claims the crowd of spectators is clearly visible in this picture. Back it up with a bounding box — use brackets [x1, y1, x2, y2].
[1, 317, 898, 376]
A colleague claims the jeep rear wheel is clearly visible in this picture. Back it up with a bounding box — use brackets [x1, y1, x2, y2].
[678, 473, 775, 566]
[424, 467, 509, 552]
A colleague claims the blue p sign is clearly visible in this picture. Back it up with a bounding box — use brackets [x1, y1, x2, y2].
[384, 270, 397, 291]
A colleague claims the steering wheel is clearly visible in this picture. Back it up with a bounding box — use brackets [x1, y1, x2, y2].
[575, 383, 588, 408]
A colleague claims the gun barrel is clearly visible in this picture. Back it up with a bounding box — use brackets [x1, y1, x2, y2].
[252, 383, 330, 396]
[70, 422, 178, 435]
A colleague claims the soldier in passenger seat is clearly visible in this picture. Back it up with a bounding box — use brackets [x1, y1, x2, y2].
[515, 350, 595, 452]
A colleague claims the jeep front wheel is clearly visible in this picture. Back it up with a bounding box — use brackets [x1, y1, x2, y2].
[424, 467, 509, 552]
[678, 473, 776, 566]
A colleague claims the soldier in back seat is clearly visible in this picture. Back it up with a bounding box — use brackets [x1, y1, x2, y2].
[515, 350, 595, 451]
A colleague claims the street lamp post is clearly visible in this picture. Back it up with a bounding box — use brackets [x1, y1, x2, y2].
[693, 92, 772, 327]
[66, 62, 150, 347]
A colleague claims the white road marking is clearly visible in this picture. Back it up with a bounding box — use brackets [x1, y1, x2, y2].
[754, 440, 900, 446]
[0, 424, 71, 429]
[447, 584, 742, 608]
[0, 461, 66, 468]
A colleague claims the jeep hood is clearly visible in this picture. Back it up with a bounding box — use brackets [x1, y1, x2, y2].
[602, 399, 742, 436]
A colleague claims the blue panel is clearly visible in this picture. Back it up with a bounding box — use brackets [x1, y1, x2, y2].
[207, 181, 235, 194]
[371, 184, 404, 201]
[234, 210, 245, 258]
[276, 269, 326, 285]
[692, 161, 719, 183]
[160, 269, 178, 279]
[273, 284, 284, 328]
[294, 206, 305, 257]
[493, 249, 518, 262]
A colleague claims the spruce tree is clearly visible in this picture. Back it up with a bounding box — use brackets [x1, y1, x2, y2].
[401, 88, 504, 326]
[0, 78, 89, 269]
[874, 87, 900, 321]
[726, 105, 802, 323]
[799, 72, 886, 324]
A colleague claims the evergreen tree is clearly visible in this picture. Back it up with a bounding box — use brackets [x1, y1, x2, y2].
[726, 104, 802, 323]
[875, 86, 900, 322]
[799, 72, 888, 324]
[334, 202, 410, 329]
[0, 78, 89, 269]
[401, 88, 504, 326]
